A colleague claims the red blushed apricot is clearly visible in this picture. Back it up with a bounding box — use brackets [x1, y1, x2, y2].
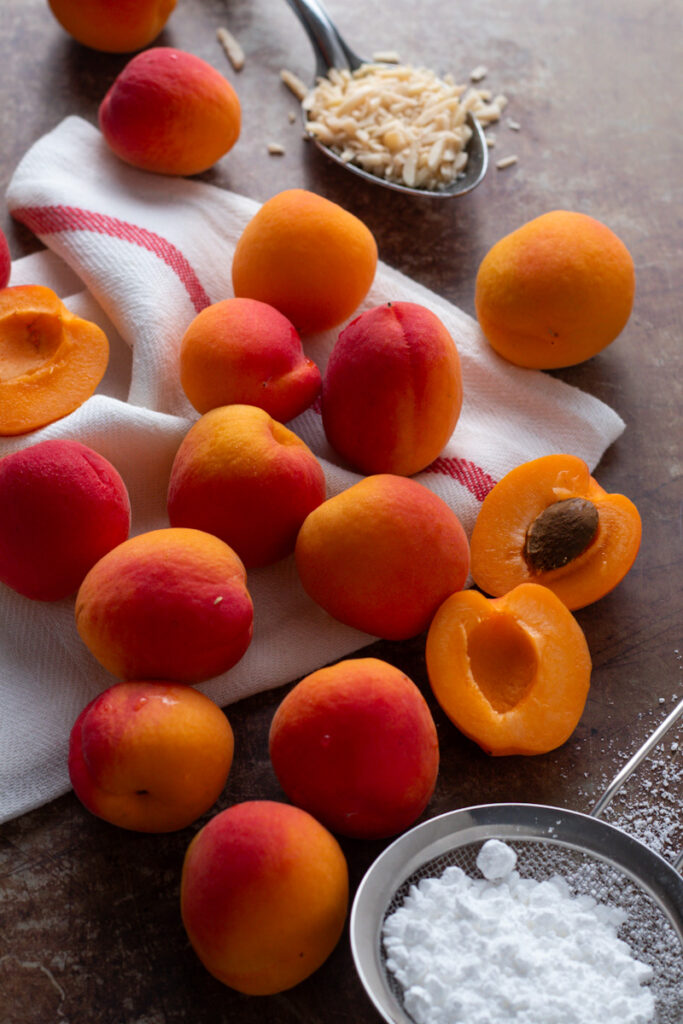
[48, 0, 176, 53]
[269, 657, 439, 839]
[426, 583, 592, 756]
[99, 48, 241, 176]
[0, 285, 109, 436]
[180, 801, 349, 994]
[168, 405, 326, 568]
[0, 227, 10, 290]
[295, 474, 469, 640]
[75, 528, 253, 683]
[68, 681, 234, 832]
[179, 298, 321, 421]
[0, 439, 130, 601]
[469, 454, 642, 610]
[322, 301, 463, 476]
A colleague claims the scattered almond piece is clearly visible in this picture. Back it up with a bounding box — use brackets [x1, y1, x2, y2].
[470, 65, 488, 82]
[486, 134, 497, 148]
[288, 110, 297, 124]
[267, 142, 286, 155]
[216, 27, 245, 71]
[507, 119, 521, 131]
[372, 50, 401, 63]
[496, 154, 518, 169]
[281, 68, 308, 101]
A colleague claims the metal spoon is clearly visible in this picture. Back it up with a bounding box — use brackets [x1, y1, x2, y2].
[283, 0, 488, 197]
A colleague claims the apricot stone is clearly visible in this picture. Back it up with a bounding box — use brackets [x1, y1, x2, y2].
[181, 801, 349, 994]
[322, 301, 463, 475]
[179, 298, 321, 421]
[269, 657, 439, 838]
[295, 473, 470, 640]
[75, 527, 253, 683]
[69, 681, 234, 832]
[168, 404, 326, 568]
[0, 439, 130, 601]
[48, 0, 176, 54]
[99, 48, 241, 176]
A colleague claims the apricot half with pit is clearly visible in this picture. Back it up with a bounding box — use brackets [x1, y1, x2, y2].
[426, 583, 592, 755]
[0, 285, 109, 435]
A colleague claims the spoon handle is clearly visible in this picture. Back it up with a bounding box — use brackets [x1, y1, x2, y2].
[283, 0, 362, 78]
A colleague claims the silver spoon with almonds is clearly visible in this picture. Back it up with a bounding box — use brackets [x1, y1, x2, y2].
[283, 0, 490, 197]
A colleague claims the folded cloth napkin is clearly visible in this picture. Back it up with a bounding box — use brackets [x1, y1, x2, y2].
[0, 115, 625, 824]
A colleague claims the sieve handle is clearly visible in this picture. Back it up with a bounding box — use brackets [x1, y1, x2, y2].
[591, 701, 683, 826]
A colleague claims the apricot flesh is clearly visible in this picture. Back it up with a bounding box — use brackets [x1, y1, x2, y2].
[322, 301, 463, 475]
[269, 657, 439, 839]
[426, 583, 592, 755]
[69, 681, 234, 832]
[0, 285, 109, 435]
[181, 801, 349, 994]
[0, 439, 130, 601]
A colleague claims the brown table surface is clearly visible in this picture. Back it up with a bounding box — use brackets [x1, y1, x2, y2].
[1, 1, 682, 1022]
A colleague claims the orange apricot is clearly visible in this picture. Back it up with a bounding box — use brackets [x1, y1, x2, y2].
[322, 301, 463, 475]
[68, 681, 234, 832]
[426, 583, 592, 756]
[295, 474, 470, 640]
[75, 527, 253, 683]
[269, 657, 439, 839]
[48, 0, 176, 53]
[181, 801, 349, 994]
[231, 189, 378, 334]
[167, 404, 326, 568]
[99, 48, 241, 176]
[469, 454, 642, 610]
[0, 439, 130, 601]
[179, 298, 321, 421]
[0, 285, 109, 435]
[474, 210, 635, 368]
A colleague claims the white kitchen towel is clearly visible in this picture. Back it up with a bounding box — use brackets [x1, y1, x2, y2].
[0, 115, 625, 824]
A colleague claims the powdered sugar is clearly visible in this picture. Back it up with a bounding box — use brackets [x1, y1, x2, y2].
[382, 839, 656, 1024]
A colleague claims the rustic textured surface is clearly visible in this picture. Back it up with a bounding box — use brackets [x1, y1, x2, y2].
[1, 1, 681, 1022]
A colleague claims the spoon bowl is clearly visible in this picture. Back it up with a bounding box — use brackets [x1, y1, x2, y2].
[284, 0, 488, 197]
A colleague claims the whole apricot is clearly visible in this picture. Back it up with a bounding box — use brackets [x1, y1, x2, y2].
[179, 298, 321, 421]
[295, 474, 470, 640]
[322, 301, 463, 475]
[99, 48, 241, 176]
[0, 226, 10, 289]
[181, 801, 349, 994]
[0, 285, 110, 436]
[48, 0, 176, 53]
[475, 210, 635, 368]
[269, 657, 439, 838]
[75, 527, 253, 683]
[0, 439, 130, 601]
[69, 681, 234, 832]
[168, 404, 326, 568]
[231, 189, 378, 333]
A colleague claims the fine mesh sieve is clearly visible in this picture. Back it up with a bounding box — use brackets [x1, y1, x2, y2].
[350, 702, 683, 1024]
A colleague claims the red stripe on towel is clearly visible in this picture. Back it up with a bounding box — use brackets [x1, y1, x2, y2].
[11, 204, 212, 313]
[425, 457, 497, 501]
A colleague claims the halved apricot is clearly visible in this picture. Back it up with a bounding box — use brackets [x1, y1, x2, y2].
[469, 454, 641, 610]
[425, 583, 591, 756]
[0, 285, 109, 435]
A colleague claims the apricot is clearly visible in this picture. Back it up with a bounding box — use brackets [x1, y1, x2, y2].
[0, 226, 10, 289]
[469, 454, 642, 609]
[168, 405, 326, 568]
[295, 474, 469, 640]
[231, 189, 378, 334]
[426, 583, 592, 755]
[322, 301, 463, 475]
[180, 800, 349, 994]
[0, 285, 109, 435]
[269, 657, 439, 839]
[179, 298, 321, 421]
[75, 527, 253, 683]
[69, 681, 234, 832]
[99, 48, 241, 176]
[0, 439, 130, 601]
[475, 210, 636, 369]
[47, 0, 176, 53]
